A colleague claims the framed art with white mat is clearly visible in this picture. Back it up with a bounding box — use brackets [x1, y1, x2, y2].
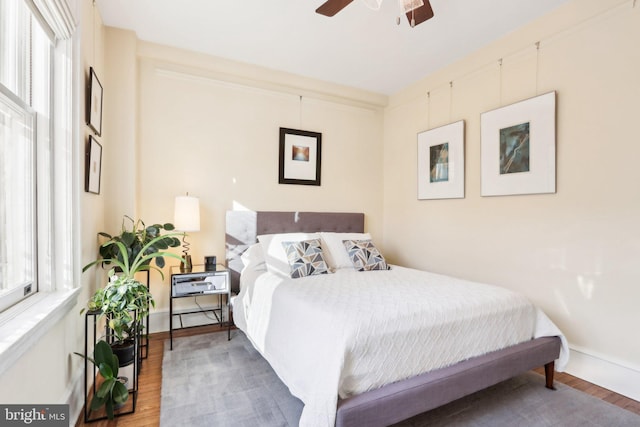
[417, 120, 465, 200]
[85, 135, 102, 194]
[481, 91, 556, 196]
[278, 127, 322, 186]
[87, 67, 103, 136]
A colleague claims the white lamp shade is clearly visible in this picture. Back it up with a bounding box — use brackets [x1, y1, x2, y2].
[174, 196, 201, 232]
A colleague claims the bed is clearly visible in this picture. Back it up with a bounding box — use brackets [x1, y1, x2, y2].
[225, 210, 568, 427]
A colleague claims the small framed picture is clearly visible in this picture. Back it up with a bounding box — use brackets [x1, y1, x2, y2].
[85, 135, 102, 194]
[480, 91, 556, 196]
[278, 127, 322, 186]
[417, 120, 465, 200]
[87, 67, 103, 136]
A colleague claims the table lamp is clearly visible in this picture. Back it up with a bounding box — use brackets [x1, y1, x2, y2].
[174, 194, 200, 272]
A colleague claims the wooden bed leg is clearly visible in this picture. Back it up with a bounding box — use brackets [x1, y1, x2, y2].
[544, 361, 556, 390]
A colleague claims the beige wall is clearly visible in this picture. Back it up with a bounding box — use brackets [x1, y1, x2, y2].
[102, 27, 138, 232]
[383, 0, 640, 395]
[102, 39, 386, 322]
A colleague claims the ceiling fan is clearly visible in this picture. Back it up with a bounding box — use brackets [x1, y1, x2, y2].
[316, 0, 434, 27]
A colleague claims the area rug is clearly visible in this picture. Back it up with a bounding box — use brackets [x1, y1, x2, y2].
[160, 331, 639, 427]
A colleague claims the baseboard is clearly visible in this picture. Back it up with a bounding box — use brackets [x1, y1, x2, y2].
[149, 310, 167, 334]
[148, 304, 229, 334]
[566, 345, 640, 402]
[65, 361, 86, 426]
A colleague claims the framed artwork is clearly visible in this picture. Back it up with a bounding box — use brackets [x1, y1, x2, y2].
[87, 67, 103, 136]
[278, 127, 322, 186]
[481, 91, 556, 196]
[417, 120, 465, 200]
[85, 136, 102, 194]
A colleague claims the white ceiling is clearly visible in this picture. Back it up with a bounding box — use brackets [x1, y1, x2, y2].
[96, 0, 570, 95]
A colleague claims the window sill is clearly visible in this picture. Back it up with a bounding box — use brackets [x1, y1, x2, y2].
[0, 288, 80, 377]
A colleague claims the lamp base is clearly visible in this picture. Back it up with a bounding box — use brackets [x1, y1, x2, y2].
[180, 255, 192, 273]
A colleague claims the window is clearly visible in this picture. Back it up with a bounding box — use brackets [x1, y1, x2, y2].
[0, 0, 76, 375]
[0, 0, 53, 312]
[0, 88, 37, 312]
[0, 0, 72, 314]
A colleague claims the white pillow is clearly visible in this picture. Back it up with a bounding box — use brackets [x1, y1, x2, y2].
[320, 232, 371, 269]
[257, 233, 321, 276]
[240, 243, 266, 271]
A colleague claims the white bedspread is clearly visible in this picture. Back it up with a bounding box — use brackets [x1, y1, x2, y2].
[233, 266, 568, 427]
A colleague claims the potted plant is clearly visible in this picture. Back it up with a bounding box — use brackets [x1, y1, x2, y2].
[83, 216, 184, 364]
[85, 275, 152, 365]
[79, 216, 184, 418]
[90, 215, 182, 271]
[74, 340, 129, 420]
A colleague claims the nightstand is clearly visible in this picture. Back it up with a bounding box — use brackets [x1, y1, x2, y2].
[169, 264, 231, 350]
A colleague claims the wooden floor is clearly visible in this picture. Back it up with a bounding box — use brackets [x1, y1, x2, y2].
[76, 326, 640, 426]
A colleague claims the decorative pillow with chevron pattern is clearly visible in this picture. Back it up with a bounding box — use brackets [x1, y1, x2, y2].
[342, 239, 390, 271]
[282, 239, 330, 278]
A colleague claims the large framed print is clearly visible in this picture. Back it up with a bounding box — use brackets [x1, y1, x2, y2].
[87, 67, 103, 136]
[417, 120, 465, 200]
[481, 91, 556, 196]
[278, 127, 322, 186]
[85, 136, 102, 194]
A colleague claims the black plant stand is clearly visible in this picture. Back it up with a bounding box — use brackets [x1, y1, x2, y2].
[82, 310, 139, 423]
[138, 270, 150, 363]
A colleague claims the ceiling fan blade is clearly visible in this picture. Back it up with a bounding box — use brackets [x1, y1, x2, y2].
[316, 0, 355, 17]
[405, 0, 434, 26]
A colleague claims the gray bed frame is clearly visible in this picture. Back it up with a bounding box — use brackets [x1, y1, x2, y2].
[225, 210, 561, 427]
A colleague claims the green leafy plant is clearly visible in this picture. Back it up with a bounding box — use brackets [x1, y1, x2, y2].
[84, 215, 182, 274]
[82, 216, 185, 344]
[74, 340, 129, 420]
[87, 275, 154, 344]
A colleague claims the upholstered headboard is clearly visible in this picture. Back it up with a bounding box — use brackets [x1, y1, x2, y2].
[225, 211, 365, 293]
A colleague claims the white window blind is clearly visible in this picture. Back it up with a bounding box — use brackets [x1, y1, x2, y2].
[0, 88, 36, 312]
[25, 0, 76, 41]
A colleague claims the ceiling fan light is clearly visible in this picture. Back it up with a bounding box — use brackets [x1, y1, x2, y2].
[362, 0, 383, 11]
